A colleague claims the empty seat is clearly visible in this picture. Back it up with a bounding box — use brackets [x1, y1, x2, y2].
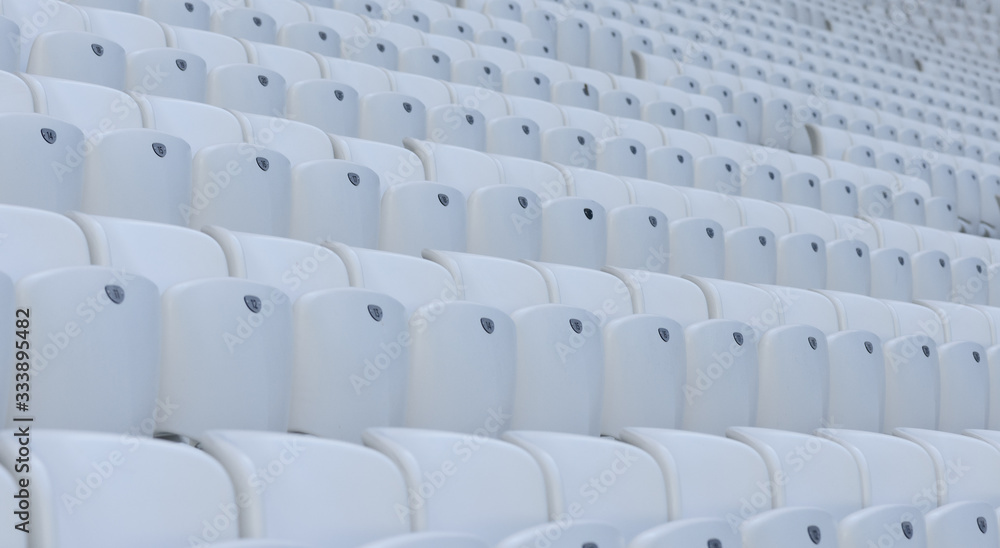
[277, 21, 340, 57]
[12, 266, 159, 432]
[756, 324, 830, 433]
[27, 31, 126, 89]
[405, 301, 515, 434]
[188, 145, 291, 236]
[139, 0, 210, 29]
[601, 314, 686, 437]
[211, 7, 277, 42]
[540, 197, 606, 269]
[289, 159, 380, 248]
[378, 182, 466, 256]
[502, 431, 669, 541]
[207, 64, 285, 116]
[363, 428, 623, 546]
[80, 129, 191, 225]
[26, 74, 143, 134]
[125, 48, 207, 101]
[156, 277, 293, 442]
[0, 430, 243, 545]
[0, 204, 91, 283]
[286, 80, 360, 137]
[203, 228, 350, 301]
[0, 113, 85, 213]
[896, 428, 1000, 507]
[509, 305, 602, 434]
[360, 93, 426, 146]
[327, 243, 456, 318]
[70, 213, 228, 293]
[289, 288, 407, 443]
[199, 430, 412, 544]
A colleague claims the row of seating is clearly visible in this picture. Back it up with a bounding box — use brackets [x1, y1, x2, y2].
[4, 426, 1000, 547]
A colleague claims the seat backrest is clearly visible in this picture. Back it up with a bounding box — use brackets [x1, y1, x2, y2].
[363, 428, 549, 544]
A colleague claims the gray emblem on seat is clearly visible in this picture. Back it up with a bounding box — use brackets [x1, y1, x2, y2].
[865, 341, 874, 354]
[649, 216, 657, 227]
[334, 89, 344, 101]
[979, 517, 989, 533]
[347, 172, 360, 186]
[707, 540, 722, 548]
[184, 2, 194, 11]
[105, 285, 125, 304]
[569, 319, 583, 333]
[521, 125, 530, 135]
[252, 16, 262, 26]
[402, 102, 412, 113]
[244, 295, 262, 313]
[256, 157, 269, 171]
[901, 521, 913, 539]
[922, 345, 930, 357]
[518, 196, 528, 209]
[368, 304, 382, 322]
[658, 328, 669, 342]
[176, 59, 187, 71]
[481, 317, 494, 334]
[258, 75, 269, 86]
[319, 31, 327, 40]
[759, 236, 767, 246]
[706, 227, 715, 238]
[438, 193, 449, 206]
[807, 525, 821, 544]
[583, 208, 593, 220]
[733, 332, 744, 346]
[466, 115, 474, 125]
[91, 43, 104, 56]
[40, 128, 56, 144]
[808, 336, 817, 350]
[152, 143, 167, 157]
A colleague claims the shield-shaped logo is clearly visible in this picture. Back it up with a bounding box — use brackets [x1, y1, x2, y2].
[979, 517, 989, 534]
[583, 208, 593, 220]
[808, 336, 818, 350]
[368, 304, 382, 322]
[807, 525, 821, 544]
[865, 341, 874, 354]
[244, 295, 262, 313]
[897, 256, 905, 266]
[759, 236, 767, 246]
[974, 351, 981, 363]
[517, 196, 528, 209]
[176, 58, 187, 71]
[431, 54, 439, 63]
[334, 89, 344, 101]
[466, 114, 474, 125]
[256, 157, 269, 171]
[105, 285, 125, 304]
[939, 258, 946, 267]
[318, 31, 327, 40]
[91, 43, 104, 56]
[152, 143, 167, 157]
[577, 135, 586, 145]
[676, 153, 684, 163]
[364, 3, 372, 11]
[258, 75, 269, 87]
[437, 193, 449, 206]
[521, 125, 530, 135]
[184, 1, 194, 11]
[582, 544, 597, 548]
[252, 16, 262, 26]
[482, 65, 490, 74]
[347, 172, 360, 186]
[856, 247, 863, 257]
[901, 521, 913, 539]
[629, 145, 637, 154]
[706, 227, 715, 238]
[707, 539, 722, 548]
[402, 102, 412, 113]
[376, 42, 385, 52]
[569, 319, 583, 334]
[811, 242, 819, 252]
[481, 317, 494, 334]
[658, 328, 670, 343]
[648, 216, 657, 227]
[922, 345, 930, 358]
[733, 332, 744, 346]
[40, 128, 56, 144]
